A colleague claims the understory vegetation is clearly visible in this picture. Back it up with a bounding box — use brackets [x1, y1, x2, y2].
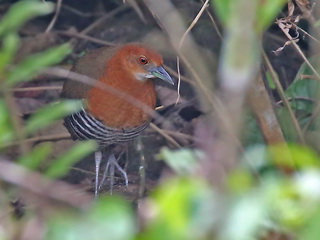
[1, 0, 320, 239]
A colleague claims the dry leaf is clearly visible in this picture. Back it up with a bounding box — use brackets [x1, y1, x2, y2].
[288, 1, 295, 17]
[273, 18, 299, 55]
[295, 0, 310, 8]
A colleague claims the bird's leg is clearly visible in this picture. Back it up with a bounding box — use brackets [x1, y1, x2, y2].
[99, 152, 129, 194]
[94, 151, 102, 198]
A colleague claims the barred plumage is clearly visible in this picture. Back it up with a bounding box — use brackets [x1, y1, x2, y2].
[64, 105, 149, 146]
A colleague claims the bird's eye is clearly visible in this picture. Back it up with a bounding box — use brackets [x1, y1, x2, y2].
[139, 56, 148, 65]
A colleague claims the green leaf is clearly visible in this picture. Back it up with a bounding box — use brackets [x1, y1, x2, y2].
[25, 100, 82, 134]
[157, 147, 199, 175]
[211, 0, 231, 25]
[6, 44, 71, 86]
[277, 107, 298, 142]
[285, 56, 320, 114]
[268, 144, 320, 170]
[265, 70, 276, 90]
[18, 142, 52, 170]
[256, 0, 287, 31]
[0, 33, 20, 72]
[285, 79, 319, 113]
[140, 178, 215, 240]
[0, 1, 54, 37]
[0, 99, 14, 146]
[47, 196, 135, 240]
[45, 141, 97, 179]
[299, 208, 320, 240]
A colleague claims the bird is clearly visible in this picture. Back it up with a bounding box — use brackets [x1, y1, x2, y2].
[61, 43, 174, 196]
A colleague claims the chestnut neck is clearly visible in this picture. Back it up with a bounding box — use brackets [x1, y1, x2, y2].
[86, 64, 156, 129]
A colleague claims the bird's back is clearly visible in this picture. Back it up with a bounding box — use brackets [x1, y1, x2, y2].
[61, 46, 119, 99]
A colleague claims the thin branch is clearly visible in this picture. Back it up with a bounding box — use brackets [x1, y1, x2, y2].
[0, 158, 92, 209]
[263, 51, 305, 144]
[149, 123, 181, 148]
[11, 85, 62, 92]
[56, 31, 116, 47]
[45, 0, 62, 33]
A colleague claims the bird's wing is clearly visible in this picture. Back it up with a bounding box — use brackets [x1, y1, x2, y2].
[61, 46, 119, 99]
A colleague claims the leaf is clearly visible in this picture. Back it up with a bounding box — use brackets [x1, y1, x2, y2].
[256, 0, 287, 31]
[6, 44, 71, 86]
[0, 33, 20, 72]
[211, 0, 231, 25]
[0, 99, 14, 146]
[222, 193, 267, 240]
[0, 1, 54, 37]
[141, 178, 215, 240]
[277, 107, 298, 142]
[265, 70, 276, 89]
[157, 147, 199, 175]
[18, 143, 53, 170]
[268, 144, 320, 170]
[45, 141, 97, 179]
[299, 207, 320, 240]
[47, 196, 135, 240]
[284, 56, 320, 114]
[25, 100, 82, 134]
[285, 79, 319, 113]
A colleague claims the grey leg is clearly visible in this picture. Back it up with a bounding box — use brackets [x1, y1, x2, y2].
[99, 152, 129, 194]
[94, 151, 102, 198]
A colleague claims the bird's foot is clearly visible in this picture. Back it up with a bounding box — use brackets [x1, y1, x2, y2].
[98, 153, 128, 194]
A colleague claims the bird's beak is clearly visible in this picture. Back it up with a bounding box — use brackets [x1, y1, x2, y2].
[149, 66, 174, 85]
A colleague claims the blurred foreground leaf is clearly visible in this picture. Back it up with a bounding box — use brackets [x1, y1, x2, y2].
[140, 178, 215, 240]
[269, 144, 320, 170]
[45, 141, 97, 179]
[157, 148, 199, 175]
[25, 100, 82, 134]
[18, 142, 53, 170]
[256, 0, 286, 31]
[6, 44, 71, 86]
[0, 0, 54, 37]
[0, 33, 20, 71]
[46, 196, 135, 240]
[0, 99, 14, 146]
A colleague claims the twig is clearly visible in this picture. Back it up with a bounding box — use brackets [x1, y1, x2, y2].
[178, 0, 209, 49]
[1, 133, 71, 148]
[276, 97, 317, 106]
[136, 137, 146, 198]
[43, 67, 167, 122]
[45, 0, 62, 32]
[263, 51, 305, 144]
[68, 5, 129, 46]
[0, 158, 92, 209]
[175, 57, 181, 105]
[61, 5, 100, 17]
[11, 86, 62, 92]
[277, 19, 320, 79]
[57, 31, 116, 47]
[159, 129, 195, 141]
[149, 123, 181, 148]
[200, 0, 222, 39]
[164, 64, 195, 85]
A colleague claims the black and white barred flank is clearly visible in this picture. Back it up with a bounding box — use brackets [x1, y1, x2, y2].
[64, 106, 149, 146]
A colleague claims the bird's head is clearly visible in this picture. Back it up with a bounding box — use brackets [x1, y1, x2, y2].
[113, 44, 174, 85]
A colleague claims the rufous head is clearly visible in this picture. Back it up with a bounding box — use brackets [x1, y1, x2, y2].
[109, 44, 174, 85]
